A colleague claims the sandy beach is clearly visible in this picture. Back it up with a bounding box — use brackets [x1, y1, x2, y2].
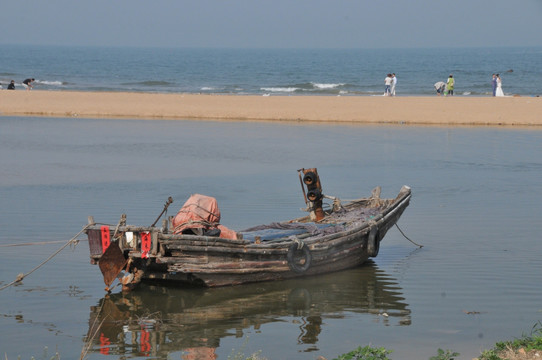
[1, 90, 541, 126]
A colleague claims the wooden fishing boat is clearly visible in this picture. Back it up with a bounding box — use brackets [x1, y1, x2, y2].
[85, 168, 411, 291]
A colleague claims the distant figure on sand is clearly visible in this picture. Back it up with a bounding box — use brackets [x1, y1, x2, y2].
[434, 81, 446, 96]
[491, 74, 497, 96]
[384, 74, 392, 96]
[495, 74, 504, 97]
[391, 73, 397, 96]
[8, 80, 16, 90]
[446, 75, 454, 96]
[22, 78, 35, 90]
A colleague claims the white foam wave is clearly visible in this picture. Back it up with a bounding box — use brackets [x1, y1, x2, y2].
[201, 87, 215, 91]
[37, 80, 63, 86]
[261, 87, 298, 93]
[312, 82, 344, 89]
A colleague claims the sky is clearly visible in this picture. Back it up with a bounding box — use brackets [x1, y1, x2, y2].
[1, 0, 541, 49]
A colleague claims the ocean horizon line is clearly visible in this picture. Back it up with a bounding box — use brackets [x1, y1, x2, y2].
[1, 43, 541, 51]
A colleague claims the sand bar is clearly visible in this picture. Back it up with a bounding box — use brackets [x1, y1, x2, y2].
[1, 90, 541, 126]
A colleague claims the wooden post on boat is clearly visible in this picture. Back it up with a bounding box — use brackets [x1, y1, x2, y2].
[299, 168, 325, 221]
[151, 197, 173, 227]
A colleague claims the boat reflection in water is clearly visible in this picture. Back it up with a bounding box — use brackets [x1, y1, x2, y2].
[85, 261, 410, 358]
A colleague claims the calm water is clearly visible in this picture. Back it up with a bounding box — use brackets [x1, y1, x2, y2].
[1, 116, 542, 360]
[1, 45, 542, 96]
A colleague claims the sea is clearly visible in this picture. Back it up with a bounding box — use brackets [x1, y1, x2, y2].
[1, 45, 541, 96]
[1, 46, 542, 360]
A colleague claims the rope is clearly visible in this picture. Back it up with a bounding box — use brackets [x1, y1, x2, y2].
[0, 222, 118, 247]
[172, 219, 218, 234]
[0, 224, 93, 291]
[178, 203, 220, 220]
[112, 214, 126, 240]
[80, 298, 108, 360]
[0, 239, 88, 247]
[292, 237, 304, 249]
[395, 223, 423, 248]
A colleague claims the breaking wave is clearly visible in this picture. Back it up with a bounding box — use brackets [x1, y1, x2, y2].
[261, 82, 349, 94]
[36, 80, 64, 86]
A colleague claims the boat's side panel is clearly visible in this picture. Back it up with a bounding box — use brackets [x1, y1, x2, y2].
[150, 224, 374, 286]
[164, 192, 411, 286]
[86, 187, 411, 288]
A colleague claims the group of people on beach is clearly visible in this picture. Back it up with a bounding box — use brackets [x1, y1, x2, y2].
[2, 74, 507, 96]
[433, 75, 455, 96]
[384, 73, 397, 96]
[384, 72, 459, 97]
[1, 78, 35, 90]
[433, 73, 505, 97]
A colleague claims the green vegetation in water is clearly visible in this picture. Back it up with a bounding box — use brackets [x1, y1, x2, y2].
[8, 321, 542, 360]
[325, 321, 542, 360]
[476, 321, 542, 360]
[332, 345, 392, 360]
[327, 346, 460, 360]
[429, 349, 460, 360]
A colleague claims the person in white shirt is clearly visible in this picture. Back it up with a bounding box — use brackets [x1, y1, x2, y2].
[434, 81, 446, 96]
[391, 73, 397, 96]
[384, 74, 392, 96]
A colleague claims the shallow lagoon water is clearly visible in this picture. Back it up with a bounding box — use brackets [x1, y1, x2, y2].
[1, 117, 541, 359]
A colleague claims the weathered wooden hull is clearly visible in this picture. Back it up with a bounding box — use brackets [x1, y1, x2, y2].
[86, 185, 411, 289]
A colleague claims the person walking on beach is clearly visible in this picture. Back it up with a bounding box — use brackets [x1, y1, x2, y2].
[384, 74, 392, 96]
[7, 80, 15, 90]
[446, 74, 454, 96]
[434, 81, 446, 96]
[491, 74, 497, 96]
[391, 73, 397, 96]
[495, 74, 504, 97]
[22, 78, 35, 90]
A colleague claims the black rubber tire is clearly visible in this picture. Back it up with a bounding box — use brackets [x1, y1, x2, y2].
[367, 226, 380, 257]
[287, 243, 312, 273]
[307, 188, 322, 201]
[303, 172, 317, 185]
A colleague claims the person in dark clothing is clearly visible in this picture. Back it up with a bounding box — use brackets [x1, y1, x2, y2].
[22, 78, 35, 90]
[7, 80, 16, 90]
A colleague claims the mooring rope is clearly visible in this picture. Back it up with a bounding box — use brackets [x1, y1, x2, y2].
[0, 239, 89, 247]
[0, 222, 119, 248]
[395, 223, 424, 248]
[0, 224, 93, 291]
[79, 298, 108, 360]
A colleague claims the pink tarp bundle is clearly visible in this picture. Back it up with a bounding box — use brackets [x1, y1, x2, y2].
[171, 194, 237, 239]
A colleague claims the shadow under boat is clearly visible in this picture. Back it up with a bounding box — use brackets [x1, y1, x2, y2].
[84, 261, 410, 358]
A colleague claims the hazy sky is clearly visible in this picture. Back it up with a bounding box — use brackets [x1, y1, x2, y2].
[1, 0, 541, 49]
